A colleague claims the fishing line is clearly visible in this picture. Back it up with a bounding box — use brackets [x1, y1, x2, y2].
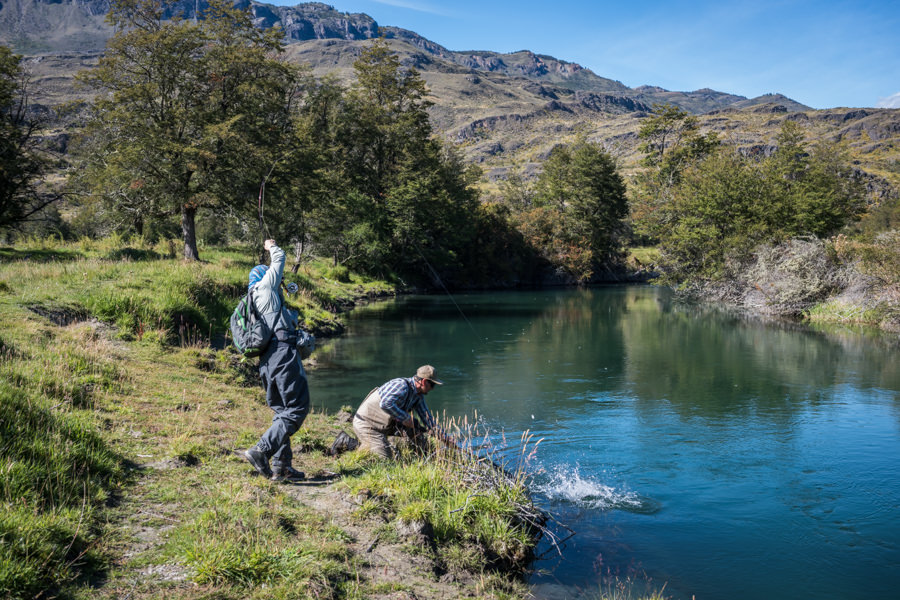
[256, 160, 299, 297]
[257, 161, 278, 241]
[411, 241, 483, 341]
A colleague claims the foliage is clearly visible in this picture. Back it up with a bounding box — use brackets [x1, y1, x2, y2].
[821, 231, 900, 327]
[300, 39, 483, 284]
[0, 45, 57, 232]
[652, 147, 772, 278]
[645, 121, 867, 282]
[767, 121, 867, 237]
[832, 230, 900, 287]
[456, 200, 544, 286]
[73, 0, 298, 260]
[514, 139, 628, 281]
[630, 103, 720, 243]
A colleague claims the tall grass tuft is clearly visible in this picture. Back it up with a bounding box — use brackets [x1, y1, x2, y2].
[344, 414, 545, 575]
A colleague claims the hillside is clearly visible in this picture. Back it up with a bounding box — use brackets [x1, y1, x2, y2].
[4, 0, 899, 197]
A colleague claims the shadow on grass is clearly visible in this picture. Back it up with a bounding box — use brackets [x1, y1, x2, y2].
[0, 247, 81, 263]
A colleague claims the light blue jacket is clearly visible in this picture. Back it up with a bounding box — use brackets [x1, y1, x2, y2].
[251, 244, 297, 334]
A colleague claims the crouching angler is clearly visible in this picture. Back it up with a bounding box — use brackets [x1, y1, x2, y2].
[353, 365, 443, 459]
[242, 239, 315, 482]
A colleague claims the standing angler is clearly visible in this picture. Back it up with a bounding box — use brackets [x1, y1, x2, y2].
[243, 239, 310, 482]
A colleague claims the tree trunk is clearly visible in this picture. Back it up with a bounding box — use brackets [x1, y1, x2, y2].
[181, 205, 200, 261]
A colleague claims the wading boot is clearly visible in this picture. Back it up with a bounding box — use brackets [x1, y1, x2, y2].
[271, 466, 305, 482]
[243, 446, 272, 478]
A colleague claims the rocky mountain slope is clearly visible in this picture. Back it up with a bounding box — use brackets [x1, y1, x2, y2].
[3, 0, 898, 196]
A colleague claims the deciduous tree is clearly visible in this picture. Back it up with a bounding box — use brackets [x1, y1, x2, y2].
[631, 103, 719, 242]
[0, 45, 56, 231]
[312, 39, 480, 283]
[74, 0, 297, 260]
[528, 139, 628, 281]
[654, 121, 867, 281]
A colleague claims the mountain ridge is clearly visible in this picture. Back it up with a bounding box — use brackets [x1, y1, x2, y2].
[3, 0, 898, 200]
[1, 0, 808, 114]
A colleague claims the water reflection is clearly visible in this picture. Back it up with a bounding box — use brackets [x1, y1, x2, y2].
[309, 287, 900, 600]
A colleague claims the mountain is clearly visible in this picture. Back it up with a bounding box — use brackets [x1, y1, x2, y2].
[0, 0, 796, 113]
[2, 0, 898, 196]
[0, 0, 377, 51]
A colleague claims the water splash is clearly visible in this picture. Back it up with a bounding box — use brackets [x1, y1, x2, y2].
[534, 465, 658, 513]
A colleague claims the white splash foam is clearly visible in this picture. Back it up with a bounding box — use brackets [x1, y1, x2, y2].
[535, 465, 645, 511]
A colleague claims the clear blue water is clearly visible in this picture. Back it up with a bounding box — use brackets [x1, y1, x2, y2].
[306, 286, 900, 600]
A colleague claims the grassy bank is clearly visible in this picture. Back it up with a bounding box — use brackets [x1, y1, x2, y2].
[0, 238, 542, 599]
[804, 233, 900, 331]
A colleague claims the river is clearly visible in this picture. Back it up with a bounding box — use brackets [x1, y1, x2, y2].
[306, 286, 900, 600]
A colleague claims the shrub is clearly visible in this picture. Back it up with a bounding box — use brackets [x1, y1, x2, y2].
[832, 230, 900, 287]
[736, 238, 848, 315]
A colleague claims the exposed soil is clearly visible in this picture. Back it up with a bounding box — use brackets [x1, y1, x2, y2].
[292, 479, 484, 599]
[92, 457, 498, 599]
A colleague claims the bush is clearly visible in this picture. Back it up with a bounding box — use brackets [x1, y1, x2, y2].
[832, 230, 900, 287]
[737, 238, 847, 315]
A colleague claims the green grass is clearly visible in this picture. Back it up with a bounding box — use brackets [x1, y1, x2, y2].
[0, 322, 126, 598]
[0, 236, 394, 343]
[805, 299, 886, 325]
[343, 420, 543, 575]
[159, 470, 357, 592]
[0, 238, 537, 599]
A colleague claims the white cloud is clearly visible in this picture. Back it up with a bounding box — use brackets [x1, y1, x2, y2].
[876, 92, 900, 108]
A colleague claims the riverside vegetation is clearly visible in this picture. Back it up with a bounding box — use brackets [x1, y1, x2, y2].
[2, 1, 897, 326]
[1, 3, 898, 596]
[0, 235, 557, 599]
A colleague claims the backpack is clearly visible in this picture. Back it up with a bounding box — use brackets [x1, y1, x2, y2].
[230, 287, 280, 359]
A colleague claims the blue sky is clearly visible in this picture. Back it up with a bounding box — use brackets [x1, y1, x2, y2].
[272, 0, 900, 109]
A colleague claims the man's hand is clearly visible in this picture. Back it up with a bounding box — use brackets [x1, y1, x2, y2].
[264, 239, 275, 251]
[401, 416, 414, 429]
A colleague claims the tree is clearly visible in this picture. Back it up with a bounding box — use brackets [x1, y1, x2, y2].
[654, 121, 867, 281]
[0, 45, 56, 231]
[309, 39, 480, 283]
[75, 0, 297, 259]
[655, 147, 773, 278]
[631, 103, 719, 242]
[765, 121, 866, 238]
[498, 173, 534, 210]
[527, 139, 629, 281]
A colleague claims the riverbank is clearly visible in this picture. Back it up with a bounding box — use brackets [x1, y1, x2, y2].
[645, 236, 900, 334]
[0, 239, 544, 599]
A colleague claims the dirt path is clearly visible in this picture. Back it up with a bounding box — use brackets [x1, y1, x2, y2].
[284, 476, 482, 599]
